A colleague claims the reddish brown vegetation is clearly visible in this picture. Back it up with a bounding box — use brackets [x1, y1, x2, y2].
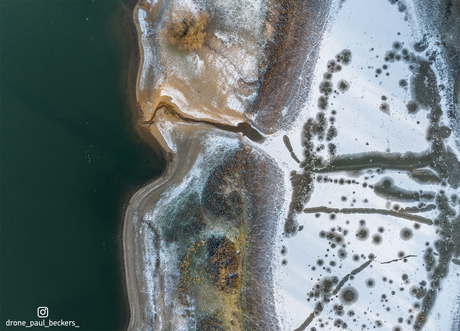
[162, 6, 209, 51]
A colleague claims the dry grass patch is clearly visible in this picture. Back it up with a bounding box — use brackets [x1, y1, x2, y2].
[162, 6, 210, 51]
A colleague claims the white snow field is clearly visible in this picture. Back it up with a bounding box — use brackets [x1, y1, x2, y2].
[265, 0, 460, 330]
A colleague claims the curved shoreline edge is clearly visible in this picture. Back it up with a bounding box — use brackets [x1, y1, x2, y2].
[122, 144, 181, 330]
[119, 1, 169, 330]
[122, 3, 171, 330]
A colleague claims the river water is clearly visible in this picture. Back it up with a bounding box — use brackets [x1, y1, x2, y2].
[0, 0, 164, 329]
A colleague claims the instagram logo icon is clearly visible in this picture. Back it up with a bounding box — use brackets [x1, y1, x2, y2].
[37, 307, 48, 318]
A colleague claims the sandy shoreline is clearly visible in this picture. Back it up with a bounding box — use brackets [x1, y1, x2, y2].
[119, 1, 169, 330]
[122, 0, 277, 328]
[122, 119, 187, 330]
[122, 2, 167, 330]
[121, 8, 233, 315]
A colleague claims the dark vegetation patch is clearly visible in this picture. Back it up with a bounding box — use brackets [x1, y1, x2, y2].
[246, 0, 333, 135]
[162, 193, 206, 243]
[206, 236, 240, 292]
[326, 126, 338, 141]
[392, 41, 402, 51]
[327, 59, 339, 73]
[196, 314, 226, 331]
[319, 80, 334, 95]
[356, 226, 370, 241]
[439, 126, 451, 139]
[202, 150, 250, 221]
[409, 169, 442, 184]
[318, 96, 329, 110]
[399, 79, 408, 87]
[385, 50, 396, 62]
[281, 245, 287, 255]
[372, 233, 383, 245]
[413, 35, 429, 53]
[365, 278, 375, 288]
[308, 276, 339, 301]
[410, 285, 427, 300]
[316, 150, 433, 173]
[337, 49, 352, 65]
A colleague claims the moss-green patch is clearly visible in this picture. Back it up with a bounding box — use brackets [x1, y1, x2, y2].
[178, 239, 208, 305]
[160, 192, 206, 245]
[162, 193, 206, 243]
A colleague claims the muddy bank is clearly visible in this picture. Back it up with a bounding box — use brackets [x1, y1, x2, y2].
[146, 104, 265, 143]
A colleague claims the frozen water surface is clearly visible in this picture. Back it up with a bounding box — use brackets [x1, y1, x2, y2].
[267, 0, 460, 330]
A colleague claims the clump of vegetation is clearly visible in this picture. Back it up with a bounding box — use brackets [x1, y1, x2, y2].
[162, 6, 210, 51]
[205, 236, 240, 292]
[162, 194, 206, 243]
[196, 315, 225, 331]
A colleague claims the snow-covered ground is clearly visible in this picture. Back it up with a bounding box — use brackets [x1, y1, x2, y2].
[254, 0, 460, 330]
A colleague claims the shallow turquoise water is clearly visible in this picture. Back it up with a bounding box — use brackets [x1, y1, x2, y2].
[0, 0, 164, 329]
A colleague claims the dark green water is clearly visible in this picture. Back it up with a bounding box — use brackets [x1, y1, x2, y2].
[0, 0, 164, 329]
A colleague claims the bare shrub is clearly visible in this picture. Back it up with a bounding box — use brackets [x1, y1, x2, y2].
[162, 6, 209, 51]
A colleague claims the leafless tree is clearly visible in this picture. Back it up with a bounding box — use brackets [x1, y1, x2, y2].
[162, 6, 210, 51]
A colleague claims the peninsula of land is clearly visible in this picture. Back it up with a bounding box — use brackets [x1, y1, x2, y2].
[123, 0, 331, 329]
